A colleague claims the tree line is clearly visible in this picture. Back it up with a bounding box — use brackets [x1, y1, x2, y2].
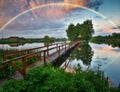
[91, 33, 120, 47]
[0, 36, 67, 44]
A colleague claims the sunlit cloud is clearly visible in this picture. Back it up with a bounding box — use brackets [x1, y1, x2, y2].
[0, 0, 103, 28]
[101, 26, 118, 33]
[0, 0, 120, 38]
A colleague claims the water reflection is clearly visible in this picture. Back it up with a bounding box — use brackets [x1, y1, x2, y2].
[61, 43, 120, 86]
[92, 40, 120, 48]
[72, 43, 94, 65]
[61, 43, 94, 71]
[44, 41, 53, 46]
[8, 43, 25, 47]
[0, 43, 44, 50]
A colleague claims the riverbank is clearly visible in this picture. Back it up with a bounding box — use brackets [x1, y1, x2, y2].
[0, 65, 120, 92]
[0, 36, 67, 44]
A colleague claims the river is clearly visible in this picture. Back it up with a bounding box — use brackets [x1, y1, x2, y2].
[61, 43, 120, 86]
[0, 42, 120, 86]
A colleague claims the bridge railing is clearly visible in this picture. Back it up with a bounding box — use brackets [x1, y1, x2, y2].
[0, 42, 78, 78]
[0, 43, 65, 62]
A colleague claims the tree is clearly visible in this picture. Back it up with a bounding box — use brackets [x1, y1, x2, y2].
[66, 20, 94, 42]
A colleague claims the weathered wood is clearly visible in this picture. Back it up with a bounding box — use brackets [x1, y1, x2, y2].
[0, 42, 79, 79]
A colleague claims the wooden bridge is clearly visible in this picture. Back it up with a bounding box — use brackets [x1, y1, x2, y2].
[0, 42, 79, 78]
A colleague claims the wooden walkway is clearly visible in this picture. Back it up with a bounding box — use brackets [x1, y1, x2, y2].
[0, 42, 79, 78]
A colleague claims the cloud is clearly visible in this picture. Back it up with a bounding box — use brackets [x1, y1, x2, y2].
[112, 25, 120, 30]
[0, 0, 104, 27]
[3, 0, 120, 39]
[94, 16, 102, 19]
[118, 26, 120, 29]
[86, 0, 103, 11]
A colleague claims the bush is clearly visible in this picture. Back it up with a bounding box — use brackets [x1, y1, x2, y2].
[1, 65, 120, 92]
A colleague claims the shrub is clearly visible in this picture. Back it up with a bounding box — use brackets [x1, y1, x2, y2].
[1, 65, 120, 92]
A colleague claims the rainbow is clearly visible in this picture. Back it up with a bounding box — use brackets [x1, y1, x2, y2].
[0, 3, 118, 31]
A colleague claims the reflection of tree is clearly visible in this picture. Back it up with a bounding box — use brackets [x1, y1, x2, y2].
[71, 43, 94, 65]
[44, 41, 53, 46]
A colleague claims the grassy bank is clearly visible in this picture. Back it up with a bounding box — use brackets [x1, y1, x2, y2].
[0, 36, 67, 44]
[90, 33, 120, 47]
[0, 39, 44, 44]
[0, 65, 120, 92]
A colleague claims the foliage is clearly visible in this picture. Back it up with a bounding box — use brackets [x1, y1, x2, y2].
[66, 20, 94, 42]
[0, 64, 16, 78]
[0, 37, 67, 44]
[69, 43, 94, 65]
[91, 33, 120, 47]
[1, 65, 120, 92]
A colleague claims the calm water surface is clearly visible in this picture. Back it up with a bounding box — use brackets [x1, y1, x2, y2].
[0, 42, 120, 86]
[0, 43, 44, 50]
[61, 43, 120, 86]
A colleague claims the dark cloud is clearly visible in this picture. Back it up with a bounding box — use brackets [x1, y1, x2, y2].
[112, 27, 117, 29]
[112, 25, 120, 30]
[86, 0, 103, 11]
[94, 16, 102, 19]
[118, 26, 120, 29]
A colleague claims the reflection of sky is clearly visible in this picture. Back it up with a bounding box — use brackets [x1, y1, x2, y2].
[62, 43, 120, 86]
[0, 0, 120, 38]
[0, 43, 44, 50]
[90, 43, 120, 86]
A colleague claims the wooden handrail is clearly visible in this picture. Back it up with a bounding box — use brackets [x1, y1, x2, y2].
[0, 42, 79, 78]
[0, 43, 65, 61]
[2, 43, 71, 64]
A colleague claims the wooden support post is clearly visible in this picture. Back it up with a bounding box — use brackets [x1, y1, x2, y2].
[10, 62, 26, 79]
[69, 43, 70, 49]
[56, 44, 58, 51]
[22, 57, 26, 79]
[43, 51, 46, 65]
[58, 46, 60, 56]
[65, 43, 66, 51]
[2, 55, 7, 70]
[47, 46, 49, 56]
[27, 50, 30, 54]
[3, 54, 6, 61]
[62, 44, 63, 49]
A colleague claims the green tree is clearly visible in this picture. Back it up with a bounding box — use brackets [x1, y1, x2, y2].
[44, 35, 49, 42]
[66, 20, 94, 42]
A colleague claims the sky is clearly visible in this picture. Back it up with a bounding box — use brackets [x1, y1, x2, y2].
[0, 0, 120, 38]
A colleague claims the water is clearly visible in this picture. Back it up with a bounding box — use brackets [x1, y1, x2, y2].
[0, 42, 120, 86]
[0, 43, 44, 50]
[61, 43, 120, 86]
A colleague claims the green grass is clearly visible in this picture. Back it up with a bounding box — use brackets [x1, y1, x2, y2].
[0, 64, 120, 92]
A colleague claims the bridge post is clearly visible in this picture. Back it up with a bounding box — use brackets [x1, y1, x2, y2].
[68, 43, 70, 49]
[65, 43, 66, 51]
[46, 45, 49, 56]
[22, 57, 27, 79]
[58, 46, 60, 56]
[43, 51, 46, 65]
[3, 54, 6, 61]
[62, 43, 63, 49]
[2, 54, 7, 70]
[27, 50, 30, 54]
